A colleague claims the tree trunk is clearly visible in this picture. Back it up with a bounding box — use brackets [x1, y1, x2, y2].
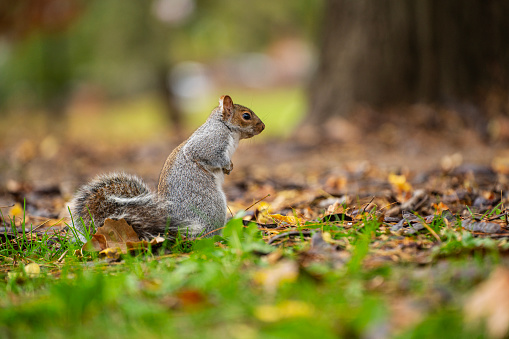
[308, 0, 509, 123]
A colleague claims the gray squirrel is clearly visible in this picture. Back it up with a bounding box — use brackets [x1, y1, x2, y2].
[70, 95, 265, 242]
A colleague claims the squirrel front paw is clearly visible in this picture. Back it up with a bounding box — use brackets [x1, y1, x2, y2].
[222, 161, 233, 175]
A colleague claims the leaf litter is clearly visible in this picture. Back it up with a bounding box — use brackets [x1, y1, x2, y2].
[3, 134, 509, 337]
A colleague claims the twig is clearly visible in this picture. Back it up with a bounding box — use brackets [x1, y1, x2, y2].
[199, 226, 227, 239]
[487, 213, 506, 221]
[380, 201, 398, 211]
[57, 250, 68, 263]
[267, 230, 314, 245]
[227, 205, 234, 218]
[33, 218, 64, 232]
[360, 196, 375, 214]
[245, 194, 271, 212]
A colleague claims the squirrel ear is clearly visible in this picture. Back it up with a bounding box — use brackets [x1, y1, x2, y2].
[219, 95, 234, 119]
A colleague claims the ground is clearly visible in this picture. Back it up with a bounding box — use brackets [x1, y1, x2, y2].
[1, 101, 509, 338]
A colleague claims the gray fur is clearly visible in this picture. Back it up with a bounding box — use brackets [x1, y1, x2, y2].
[69, 173, 184, 242]
[69, 97, 264, 243]
[159, 113, 236, 236]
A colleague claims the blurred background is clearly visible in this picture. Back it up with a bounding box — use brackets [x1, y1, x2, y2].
[0, 0, 321, 142]
[1, 0, 509, 193]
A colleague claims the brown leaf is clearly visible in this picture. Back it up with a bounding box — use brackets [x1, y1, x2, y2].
[82, 234, 108, 252]
[126, 235, 167, 253]
[82, 218, 140, 253]
[175, 289, 208, 308]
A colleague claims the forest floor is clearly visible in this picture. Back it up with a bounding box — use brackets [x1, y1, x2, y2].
[1, 104, 509, 338]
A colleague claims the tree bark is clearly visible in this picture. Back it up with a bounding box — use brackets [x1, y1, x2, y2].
[308, 0, 509, 123]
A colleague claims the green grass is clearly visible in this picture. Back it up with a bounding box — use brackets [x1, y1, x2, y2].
[0, 210, 496, 338]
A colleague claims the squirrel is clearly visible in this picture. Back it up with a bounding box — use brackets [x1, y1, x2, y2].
[70, 95, 265, 242]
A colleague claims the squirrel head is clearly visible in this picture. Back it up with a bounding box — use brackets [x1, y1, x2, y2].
[219, 95, 265, 139]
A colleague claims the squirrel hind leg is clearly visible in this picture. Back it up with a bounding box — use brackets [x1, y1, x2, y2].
[112, 197, 182, 240]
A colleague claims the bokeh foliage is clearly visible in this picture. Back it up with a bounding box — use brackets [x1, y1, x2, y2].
[0, 0, 323, 110]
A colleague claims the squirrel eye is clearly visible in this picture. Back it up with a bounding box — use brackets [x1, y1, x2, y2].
[242, 112, 251, 120]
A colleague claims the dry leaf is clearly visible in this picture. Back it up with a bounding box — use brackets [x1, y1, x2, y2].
[269, 214, 303, 225]
[432, 202, 450, 214]
[83, 234, 108, 252]
[464, 267, 509, 338]
[9, 203, 23, 218]
[126, 235, 166, 253]
[99, 247, 122, 260]
[82, 218, 140, 253]
[24, 263, 41, 277]
[388, 173, 412, 192]
[7, 263, 41, 281]
[254, 300, 314, 322]
[175, 289, 208, 309]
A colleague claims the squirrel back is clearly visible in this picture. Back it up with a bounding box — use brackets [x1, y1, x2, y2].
[70, 95, 264, 242]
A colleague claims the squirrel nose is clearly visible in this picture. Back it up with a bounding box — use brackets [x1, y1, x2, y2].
[259, 122, 265, 131]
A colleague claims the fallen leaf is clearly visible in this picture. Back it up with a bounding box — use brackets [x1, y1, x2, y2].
[81, 218, 141, 253]
[432, 202, 450, 214]
[388, 173, 412, 192]
[492, 156, 509, 175]
[24, 263, 41, 277]
[254, 300, 314, 322]
[98, 247, 122, 260]
[176, 289, 208, 308]
[269, 214, 303, 225]
[9, 203, 23, 218]
[126, 235, 166, 253]
[82, 234, 108, 252]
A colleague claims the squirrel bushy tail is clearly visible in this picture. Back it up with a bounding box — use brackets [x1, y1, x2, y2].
[70, 173, 180, 242]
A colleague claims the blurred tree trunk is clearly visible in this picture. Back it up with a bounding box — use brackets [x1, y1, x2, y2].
[308, 0, 509, 123]
[156, 64, 184, 138]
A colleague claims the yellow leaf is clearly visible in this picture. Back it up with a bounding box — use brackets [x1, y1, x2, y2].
[269, 214, 303, 225]
[254, 300, 314, 322]
[99, 247, 122, 260]
[9, 203, 23, 218]
[388, 174, 412, 192]
[256, 202, 274, 224]
[25, 263, 40, 277]
[322, 231, 333, 244]
[257, 201, 272, 213]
